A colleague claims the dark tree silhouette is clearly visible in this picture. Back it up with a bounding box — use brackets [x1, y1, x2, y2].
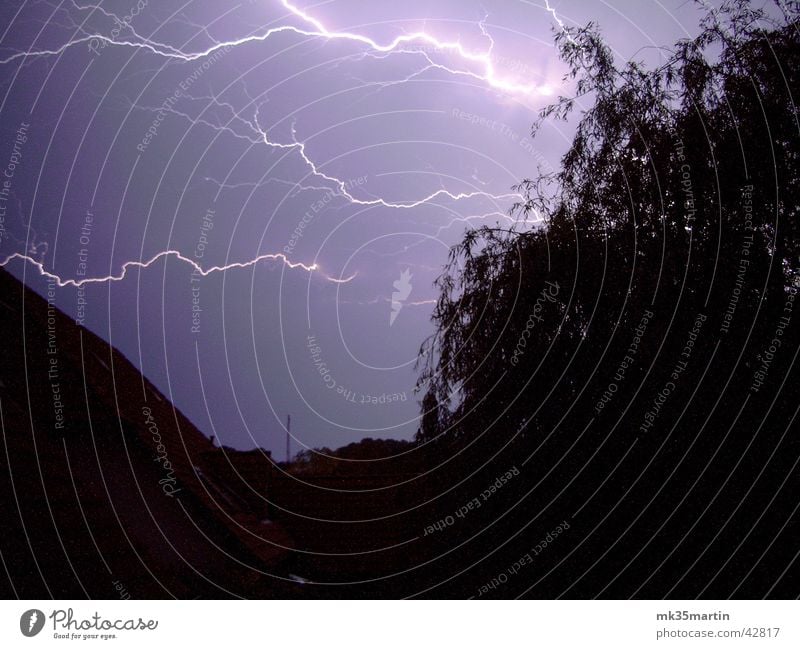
[408, 0, 800, 597]
[419, 0, 798, 446]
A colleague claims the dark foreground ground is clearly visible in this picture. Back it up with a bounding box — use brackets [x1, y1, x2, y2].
[1, 267, 798, 598]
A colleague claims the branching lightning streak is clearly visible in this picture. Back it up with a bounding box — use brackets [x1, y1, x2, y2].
[258, 119, 522, 210]
[277, 0, 548, 95]
[129, 94, 521, 215]
[1, 250, 356, 287]
[543, 0, 576, 44]
[3, 0, 551, 94]
[0, 0, 563, 290]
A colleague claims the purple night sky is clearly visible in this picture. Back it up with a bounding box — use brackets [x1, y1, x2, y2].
[0, 0, 719, 456]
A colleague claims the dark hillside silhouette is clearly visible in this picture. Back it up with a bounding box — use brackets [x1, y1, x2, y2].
[0, 267, 297, 598]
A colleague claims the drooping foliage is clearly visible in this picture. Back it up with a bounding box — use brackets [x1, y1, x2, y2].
[418, 0, 799, 447]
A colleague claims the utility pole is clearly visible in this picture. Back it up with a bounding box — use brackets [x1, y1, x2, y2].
[286, 414, 291, 464]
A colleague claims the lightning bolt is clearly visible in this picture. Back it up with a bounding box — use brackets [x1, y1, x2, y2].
[0, 250, 356, 287]
[277, 0, 551, 96]
[28, 612, 37, 632]
[2, 0, 554, 96]
[544, 0, 576, 44]
[3, 0, 539, 210]
[0, 0, 567, 290]
[124, 91, 521, 209]
[257, 117, 523, 210]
